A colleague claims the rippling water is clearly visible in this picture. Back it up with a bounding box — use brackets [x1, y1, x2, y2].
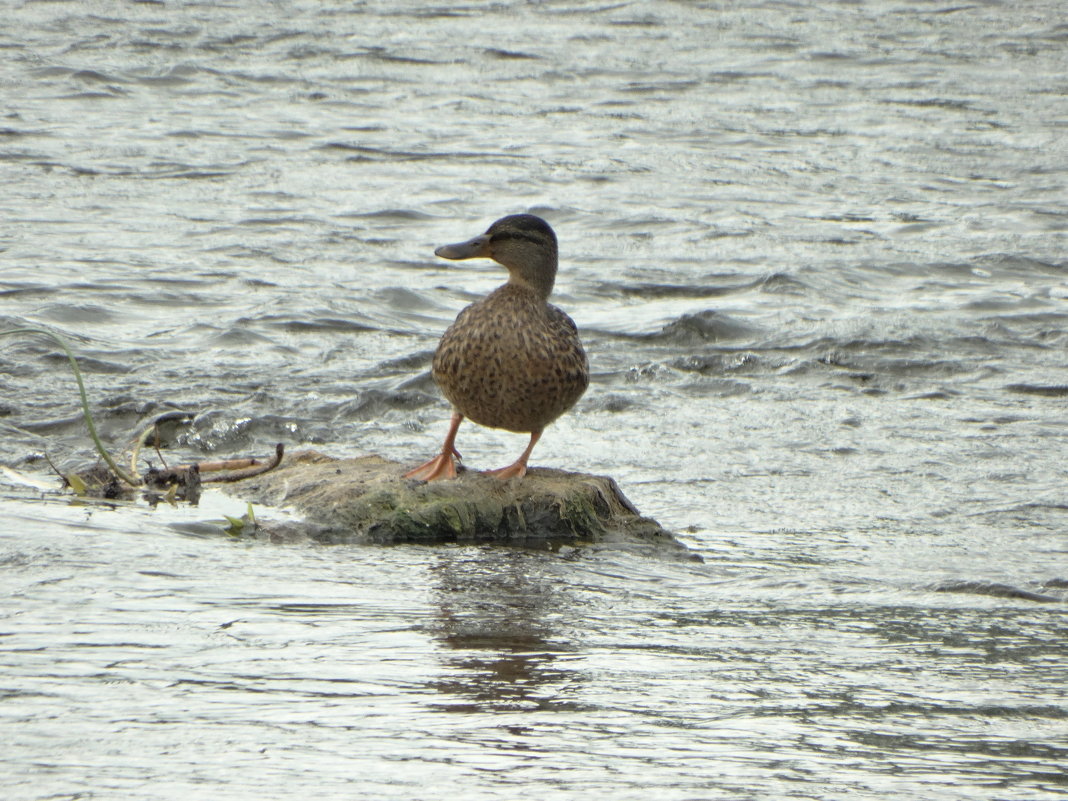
[1, 1, 1066, 798]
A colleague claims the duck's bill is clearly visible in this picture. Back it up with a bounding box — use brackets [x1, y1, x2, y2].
[434, 234, 490, 260]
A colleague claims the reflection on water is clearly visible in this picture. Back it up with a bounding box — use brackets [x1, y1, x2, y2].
[429, 549, 581, 715]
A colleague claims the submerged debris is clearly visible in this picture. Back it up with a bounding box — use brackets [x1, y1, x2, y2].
[142, 462, 202, 504]
[65, 443, 285, 505]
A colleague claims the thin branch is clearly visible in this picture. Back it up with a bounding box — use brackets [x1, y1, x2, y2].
[201, 443, 285, 483]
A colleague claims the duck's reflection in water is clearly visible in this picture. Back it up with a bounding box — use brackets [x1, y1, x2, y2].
[427, 547, 585, 714]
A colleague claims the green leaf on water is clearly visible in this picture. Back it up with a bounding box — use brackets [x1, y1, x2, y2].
[222, 515, 245, 537]
[65, 472, 87, 497]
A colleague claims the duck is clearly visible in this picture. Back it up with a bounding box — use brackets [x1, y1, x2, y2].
[405, 214, 589, 481]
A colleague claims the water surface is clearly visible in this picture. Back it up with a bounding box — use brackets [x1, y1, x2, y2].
[1, 1, 1066, 799]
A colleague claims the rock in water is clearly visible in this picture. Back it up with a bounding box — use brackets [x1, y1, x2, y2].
[223, 451, 696, 558]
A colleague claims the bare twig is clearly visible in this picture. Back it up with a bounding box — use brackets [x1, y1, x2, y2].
[129, 411, 192, 475]
[42, 453, 66, 482]
[153, 426, 168, 469]
[197, 456, 266, 473]
[201, 443, 285, 483]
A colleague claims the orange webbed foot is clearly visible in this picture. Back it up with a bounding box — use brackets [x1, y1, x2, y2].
[484, 461, 528, 480]
[404, 448, 460, 482]
[484, 430, 541, 481]
[406, 413, 464, 482]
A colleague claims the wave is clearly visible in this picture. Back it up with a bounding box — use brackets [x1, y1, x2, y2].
[930, 580, 1061, 604]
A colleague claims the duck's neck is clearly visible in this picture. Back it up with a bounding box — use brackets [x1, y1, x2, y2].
[505, 253, 557, 301]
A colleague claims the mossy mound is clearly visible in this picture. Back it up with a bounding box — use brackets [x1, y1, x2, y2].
[222, 451, 695, 558]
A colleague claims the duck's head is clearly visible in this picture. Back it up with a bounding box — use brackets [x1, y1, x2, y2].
[435, 214, 559, 299]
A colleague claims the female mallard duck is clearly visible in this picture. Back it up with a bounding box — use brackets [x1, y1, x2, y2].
[405, 214, 589, 481]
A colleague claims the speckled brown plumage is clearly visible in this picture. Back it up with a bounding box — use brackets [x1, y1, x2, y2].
[405, 214, 589, 481]
[433, 283, 588, 433]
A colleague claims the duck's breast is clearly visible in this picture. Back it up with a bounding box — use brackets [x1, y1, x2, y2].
[432, 288, 588, 432]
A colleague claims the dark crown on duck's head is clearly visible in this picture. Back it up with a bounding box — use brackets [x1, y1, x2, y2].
[435, 214, 560, 300]
[486, 214, 557, 250]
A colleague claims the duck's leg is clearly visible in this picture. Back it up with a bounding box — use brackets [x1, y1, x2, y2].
[405, 412, 463, 481]
[485, 430, 542, 480]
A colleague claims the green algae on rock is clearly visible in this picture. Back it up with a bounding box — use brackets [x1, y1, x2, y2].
[223, 451, 695, 557]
